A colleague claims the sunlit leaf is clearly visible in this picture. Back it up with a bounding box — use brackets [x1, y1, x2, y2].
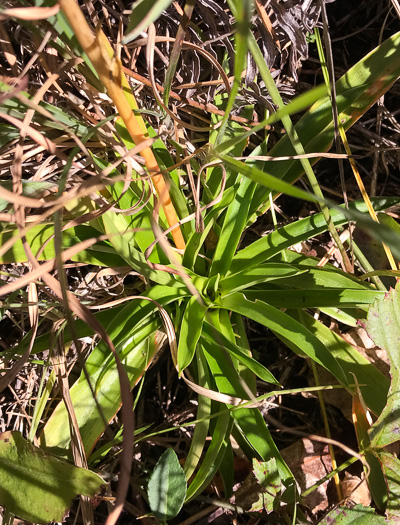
[148, 448, 187, 521]
[365, 283, 400, 448]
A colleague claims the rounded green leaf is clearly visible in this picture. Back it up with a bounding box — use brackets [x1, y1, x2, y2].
[148, 448, 187, 520]
[0, 431, 105, 524]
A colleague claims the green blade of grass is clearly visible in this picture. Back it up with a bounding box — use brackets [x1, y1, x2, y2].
[177, 296, 208, 374]
[242, 288, 384, 309]
[41, 319, 162, 457]
[288, 310, 389, 416]
[220, 292, 348, 386]
[229, 197, 400, 275]
[248, 30, 400, 214]
[209, 177, 256, 277]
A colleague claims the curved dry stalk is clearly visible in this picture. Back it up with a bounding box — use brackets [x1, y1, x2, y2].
[57, 0, 185, 250]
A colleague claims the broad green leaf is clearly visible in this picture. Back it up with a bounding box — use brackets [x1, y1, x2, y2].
[366, 284, 400, 448]
[0, 431, 105, 524]
[148, 448, 187, 521]
[220, 293, 348, 386]
[122, 0, 174, 44]
[319, 504, 385, 525]
[177, 296, 208, 373]
[251, 457, 281, 512]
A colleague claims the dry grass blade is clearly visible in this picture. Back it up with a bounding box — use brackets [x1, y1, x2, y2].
[0, 283, 38, 395]
[51, 324, 93, 524]
[122, 67, 253, 125]
[146, 24, 213, 133]
[163, 0, 196, 106]
[0, 5, 60, 21]
[58, 0, 185, 250]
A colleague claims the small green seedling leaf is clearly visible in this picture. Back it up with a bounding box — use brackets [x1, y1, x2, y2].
[148, 448, 187, 521]
[365, 283, 400, 448]
[0, 431, 105, 524]
[319, 504, 385, 524]
[251, 457, 281, 513]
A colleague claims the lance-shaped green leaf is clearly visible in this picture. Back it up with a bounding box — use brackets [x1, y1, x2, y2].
[178, 296, 208, 373]
[243, 288, 384, 309]
[219, 263, 306, 295]
[0, 223, 126, 266]
[202, 322, 279, 385]
[289, 310, 389, 416]
[229, 197, 400, 275]
[184, 350, 212, 481]
[41, 319, 163, 458]
[186, 410, 233, 501]
[0, 431, 105, 524]
[219, 292, 348, 385]
[365, 284, 400, 448]
[209, 177, 257, 278]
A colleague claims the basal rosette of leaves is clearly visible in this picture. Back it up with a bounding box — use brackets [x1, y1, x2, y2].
[0, 0, 400, 522]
